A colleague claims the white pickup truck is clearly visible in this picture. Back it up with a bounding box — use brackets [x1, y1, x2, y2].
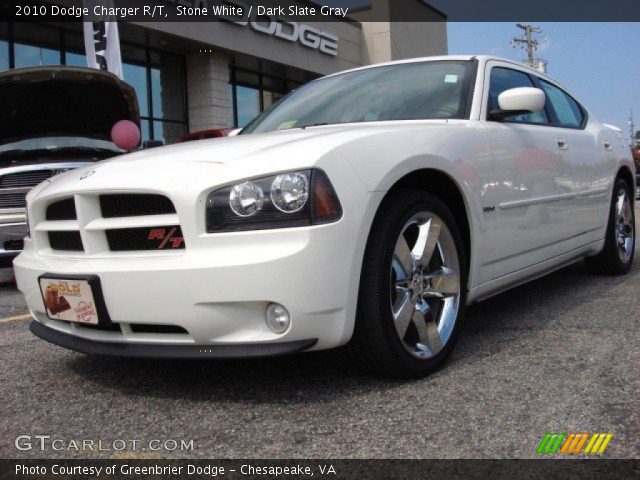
[0, 66, 139, 279]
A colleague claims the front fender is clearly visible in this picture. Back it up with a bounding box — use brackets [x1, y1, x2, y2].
[336, 122, 495, 292]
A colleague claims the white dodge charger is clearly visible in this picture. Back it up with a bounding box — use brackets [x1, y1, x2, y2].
[14, 56, 636, 378]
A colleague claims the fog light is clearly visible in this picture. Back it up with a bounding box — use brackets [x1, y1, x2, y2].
[266, 303, 290, 333]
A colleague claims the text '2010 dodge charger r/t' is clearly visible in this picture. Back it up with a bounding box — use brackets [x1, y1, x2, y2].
[14, 56, 636, 378]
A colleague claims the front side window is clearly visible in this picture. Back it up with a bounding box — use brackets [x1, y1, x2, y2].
[243, 60, 475, 134]
[539, 80, 584, 128]
[488, 67, 549, 125]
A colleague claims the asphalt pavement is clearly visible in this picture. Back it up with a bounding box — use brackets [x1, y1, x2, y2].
[1, 215, 638, 460]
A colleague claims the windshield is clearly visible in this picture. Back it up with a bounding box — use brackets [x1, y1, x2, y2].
[242, 60, 475, 134]
[0, 137, 121, 155]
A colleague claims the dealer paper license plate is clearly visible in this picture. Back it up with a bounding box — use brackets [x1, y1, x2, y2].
[39, 277, 100, 325]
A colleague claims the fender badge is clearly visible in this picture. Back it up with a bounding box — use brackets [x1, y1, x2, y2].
[79, 171, 95, 180]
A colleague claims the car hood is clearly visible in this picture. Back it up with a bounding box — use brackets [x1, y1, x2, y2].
[108, 120, 460, 167]
[0, 66, 140, 145]
[34, 120, 466, 198]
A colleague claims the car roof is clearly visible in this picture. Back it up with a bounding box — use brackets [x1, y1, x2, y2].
[320, 54, 579, 105]
[324, 55, 545, 79]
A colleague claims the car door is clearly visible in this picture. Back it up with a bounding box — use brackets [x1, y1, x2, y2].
[536, 79, 613, 239]
[481, 61, 578, 280]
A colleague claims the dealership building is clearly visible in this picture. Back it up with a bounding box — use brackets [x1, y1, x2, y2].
[0, 0, 446, 144]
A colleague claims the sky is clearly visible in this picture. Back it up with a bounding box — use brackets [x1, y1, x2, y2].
[447, 22, 640, 144]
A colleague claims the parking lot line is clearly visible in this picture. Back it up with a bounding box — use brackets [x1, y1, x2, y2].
[0, 313, 32, 323]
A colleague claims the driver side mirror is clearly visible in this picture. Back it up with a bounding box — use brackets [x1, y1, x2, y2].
[489, 87, 545, 121]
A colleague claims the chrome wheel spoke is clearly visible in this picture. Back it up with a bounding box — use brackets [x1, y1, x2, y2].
[413, 217, 442, 268]
[616, 193, 625, 218]
[393, 235, 414, 280]
[412, 302, 442, 354]
[393, 288, 414, 339]
[423, 267, 460, 298]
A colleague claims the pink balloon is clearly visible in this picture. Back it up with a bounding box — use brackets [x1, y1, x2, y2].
[111, 120, 141, 150]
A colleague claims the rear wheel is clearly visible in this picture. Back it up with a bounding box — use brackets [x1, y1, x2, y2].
[585, 178, 635, 275]
[350, 190, 466, 378]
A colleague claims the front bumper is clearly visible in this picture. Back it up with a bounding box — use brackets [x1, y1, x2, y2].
[30, 320, 317, 358]
[14, 221, 360, 353]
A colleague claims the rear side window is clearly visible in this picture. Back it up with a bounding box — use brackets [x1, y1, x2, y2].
[488, 67, 549, 125]
[539, 80, 584, 128]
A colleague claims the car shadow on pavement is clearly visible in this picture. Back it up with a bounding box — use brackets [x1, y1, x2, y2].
[450, 253, 639, 367]
[67, 346, 402, 404]
[67, 249, 638, 403]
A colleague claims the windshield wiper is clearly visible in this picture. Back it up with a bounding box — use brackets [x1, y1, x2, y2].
[298, 122, 329, 129]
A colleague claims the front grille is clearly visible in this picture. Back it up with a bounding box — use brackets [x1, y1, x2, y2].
[106, 225, 185, 251]
[0, 170, 54, 189]
[4, 240, 24, 251]
[46, 198, 77, 220]
[38, 193, 183, 255]
[0, 193, 27, 208]
[100, 194, 175, 218]
[48, 231, 83, 251]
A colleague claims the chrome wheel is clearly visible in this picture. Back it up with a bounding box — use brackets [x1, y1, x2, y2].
[390, 212, 461, 359]
[615, 189, 634, 264]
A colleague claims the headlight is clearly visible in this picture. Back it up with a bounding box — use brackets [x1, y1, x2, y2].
[206, 169, 342, 232]
[229, 182, 265, 217]
[271, 172, 309, 213]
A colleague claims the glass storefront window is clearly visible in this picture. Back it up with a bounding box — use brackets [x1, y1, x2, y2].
[123, 63, 149, 117]
[140, 120, 151, 143]
[154, 121, 186, 145]
[229, 67, 311, 128]
[65, 51, 87, 67]
[236, 85, 261, 128]
[262, 91, 284, 110]
[0, 40, 8, 71]
[14, 43, 59, 68]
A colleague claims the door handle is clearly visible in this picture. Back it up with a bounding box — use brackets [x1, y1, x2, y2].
[555, 136, 568, 150]
[603, 140, 612, 151]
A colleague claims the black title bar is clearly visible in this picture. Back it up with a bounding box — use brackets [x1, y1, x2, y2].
[3, 0, 640, 22]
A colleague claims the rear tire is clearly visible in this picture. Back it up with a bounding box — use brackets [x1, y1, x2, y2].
[350, 189, 467, 378]
[585, 178, 635, 275]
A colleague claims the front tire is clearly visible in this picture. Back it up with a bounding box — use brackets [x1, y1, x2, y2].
[350, 189, 467, 378]
[585, 178, 635, 275]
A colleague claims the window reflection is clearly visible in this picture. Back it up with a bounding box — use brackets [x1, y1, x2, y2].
[262, 90, 283, 110]
[141, 120, 151, 143]
[0, 40, 8, 71]
[236, 85, 260, 127]
[123, 63, 149, 117]
[228, 67, 311, 128]
[65, 51, 87, 67]
[15, 43, 59, 68]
